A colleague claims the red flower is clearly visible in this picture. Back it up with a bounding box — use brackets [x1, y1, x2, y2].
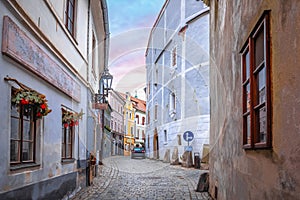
[40, 104, 46, 109]
[20, 98, 29, 105]
[75, 121, 79, 125]
[36, 112, 42, 117]
[64, 123, 68, 128]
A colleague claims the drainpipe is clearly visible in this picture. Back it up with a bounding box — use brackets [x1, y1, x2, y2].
[100, 0, 110, 71]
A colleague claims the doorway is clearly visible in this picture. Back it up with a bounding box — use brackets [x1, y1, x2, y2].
[153, 128, 159, 159]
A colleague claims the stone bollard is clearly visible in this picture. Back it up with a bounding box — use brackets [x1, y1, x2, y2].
[196, 172, 209, 192]
[181, 151, 193, 168]
[170, 147, 179, 165]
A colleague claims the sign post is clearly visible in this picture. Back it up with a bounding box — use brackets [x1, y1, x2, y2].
[183, 131, 194, 151]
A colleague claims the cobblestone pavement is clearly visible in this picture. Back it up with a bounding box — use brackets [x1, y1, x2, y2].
[70, 156, 212, 200]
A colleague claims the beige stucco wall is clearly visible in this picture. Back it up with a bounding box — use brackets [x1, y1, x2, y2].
[209, 0, 300, 199]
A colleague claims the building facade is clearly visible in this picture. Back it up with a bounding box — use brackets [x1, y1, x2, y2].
[102, 104, 112, 159]
[0, 0, 109, 199]
[145, 0, 210, 163]
[109, 89, 125, 155]
[122, 92, 136, 155]
[131, 96, 146, 147]
[207, 0, 300, 199]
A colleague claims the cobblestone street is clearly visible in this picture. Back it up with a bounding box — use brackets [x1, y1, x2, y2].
[70, 156, 212, 200]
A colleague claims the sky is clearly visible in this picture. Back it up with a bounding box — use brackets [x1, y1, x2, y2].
[107, 0, 165, 100]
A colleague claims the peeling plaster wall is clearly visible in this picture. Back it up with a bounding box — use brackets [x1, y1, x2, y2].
[209, 0, 300, 199]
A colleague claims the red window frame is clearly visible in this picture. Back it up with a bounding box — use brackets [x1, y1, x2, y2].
[241, 11, 271, 149]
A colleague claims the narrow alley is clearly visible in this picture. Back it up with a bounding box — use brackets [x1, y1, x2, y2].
[70, 156, 211, 200]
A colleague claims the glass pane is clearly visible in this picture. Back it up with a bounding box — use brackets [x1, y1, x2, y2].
[68, 4, 74, 20]
[22, 142, 33, 161]
[11, 105, 19, 117]
[10, 140, 20, 162]
[23, 120, 31, 140]
[246, 115, 251, 144]
[258, 107, 267, 143]
[62, 144, 65, 157]
[67, 128, 72, 143]
[23, 105, 33, 120]
[255, 27, 264, 68]
[258, 67, 266, 104]
[245, 51, 250, 79]
[68, 19, 73, 32]
[11, 117, 20, 139]
[246, 83, 250, 111]
[66, 144, 72, 158]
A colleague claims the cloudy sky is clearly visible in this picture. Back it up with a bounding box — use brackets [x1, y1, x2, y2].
[107, 0, 165, 99]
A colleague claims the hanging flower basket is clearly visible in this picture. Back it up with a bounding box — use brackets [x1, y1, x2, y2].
[11, 89, 52, 119]
[62, 108, 84, 127]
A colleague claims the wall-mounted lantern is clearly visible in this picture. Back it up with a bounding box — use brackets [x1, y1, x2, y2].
[92, 68, 113, 110]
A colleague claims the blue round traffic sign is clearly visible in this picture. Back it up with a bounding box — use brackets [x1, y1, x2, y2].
[183, 131, 194, 142]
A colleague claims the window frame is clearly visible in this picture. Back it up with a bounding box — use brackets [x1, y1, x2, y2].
[65, 0, 76, 37]
[9, 87, 42, 169]
[61, 124, 74, 160]
[10, 104, 37, 165]
[241, 11, 271, 150]
[91, 31, 97, 78]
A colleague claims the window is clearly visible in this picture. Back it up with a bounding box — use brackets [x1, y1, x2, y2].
[147, 135, 150, 148]
[169, 92, 176, 116]
[10, 103, 38, 165]
[136, 115, 139, 124]
[61, 108, 77, 160]
[137, 129, 140, 139]
[10, 88, 41, 166]
[131, 127, 133, 136]
[142, 117, 145, 125]
[164, 130, 168, 144]
[142, 130, 145, 139]
[154, 104, 158, 120]
[62, 124, 74, 159]
[177, 134, 182, 145]
[91, 32, 96, 77]
[65, 0, 76, 36]
[172, 46, 177, 67]
[241, 11, 271, 149]
[147, 110, 150, 124]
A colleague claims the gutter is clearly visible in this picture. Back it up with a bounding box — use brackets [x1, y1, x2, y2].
[100, 0, 110, 70]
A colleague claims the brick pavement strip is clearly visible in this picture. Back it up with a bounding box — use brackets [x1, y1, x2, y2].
[69, 156, 212, 200]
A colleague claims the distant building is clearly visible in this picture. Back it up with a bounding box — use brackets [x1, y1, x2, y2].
[122, 92, 136, 155]
[0, 0, 109, 199]
[145, 0, 210, 163]
[206, 0, 300, 199]
[109, 90, 125, 155]
[131, 96, 147, 147]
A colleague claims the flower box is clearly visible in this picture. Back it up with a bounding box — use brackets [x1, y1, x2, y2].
[92, 103, 108, 110]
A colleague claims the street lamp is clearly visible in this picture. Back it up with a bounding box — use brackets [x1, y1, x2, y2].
[93, 68, 113, 108]
[100, 68, 113, 99]
[95, 67, 113, 165]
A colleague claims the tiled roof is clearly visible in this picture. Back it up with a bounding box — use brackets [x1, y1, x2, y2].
[130, 96, 146, 113]
[116, 91, 146, 113]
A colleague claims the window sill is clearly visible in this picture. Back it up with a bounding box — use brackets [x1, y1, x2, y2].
[10, 163, 40, 171]
[243, 143, 272, 150]
[61, 158, 75, 164]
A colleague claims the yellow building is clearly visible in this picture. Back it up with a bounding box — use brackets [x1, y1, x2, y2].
[122, 92, 136, 156]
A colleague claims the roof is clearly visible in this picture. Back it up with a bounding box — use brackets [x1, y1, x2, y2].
[130, 96, 146, 113]
[117, 91, 146, 113]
